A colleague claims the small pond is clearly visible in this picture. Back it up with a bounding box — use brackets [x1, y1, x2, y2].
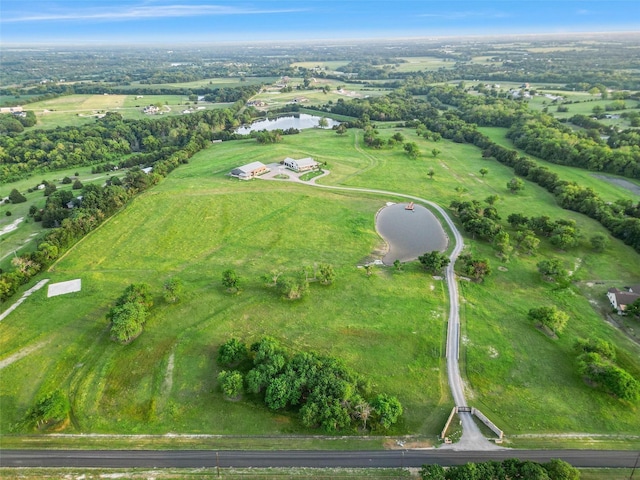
[375, 202, 448, 265]
[235, 114, 340, 134]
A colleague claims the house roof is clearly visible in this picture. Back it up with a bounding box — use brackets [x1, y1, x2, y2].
[285, 157, 317, 168]
[628, 284, 640, 294]
[234, 161, 266, 173]
[231, 162, 266, 175]
[610, 289, 640, 307]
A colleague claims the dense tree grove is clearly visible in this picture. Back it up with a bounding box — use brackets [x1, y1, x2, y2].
[507, 116, 640, 180]
[420, 458, 580, 480]
[216, 337, 403, 432]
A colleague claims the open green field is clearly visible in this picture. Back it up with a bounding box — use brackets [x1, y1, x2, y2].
[123, 76, 278, 90]
[248, 79, 389, 109]
[2, 127, 640, 442]
[0, 168, 128, 271]
[21, 94, 231, 129]
[291, 61, 350, 71]
[394, 57, 454, 72]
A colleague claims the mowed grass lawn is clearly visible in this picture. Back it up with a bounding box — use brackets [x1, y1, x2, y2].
[0, 144, 451, 435]
[2, 127, 640, 438]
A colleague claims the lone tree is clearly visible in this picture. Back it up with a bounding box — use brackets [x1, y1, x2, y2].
[222, 269, 241, 293]
[404, 142, 420, 159]
[537, 259, 568, 283]
[528, 306, 569, 335]
[218, 370, 244, 399]
[25, 390, 70, 431]
[479, 167, 489, 177]
[431, 148, 441, 158]
[8, 188, 27, 204]
[458, 254, 491, 282]
[318, 117, 329, 128]
[163, 277, 183, 303]
[276, 274, 308, 300]
[107, 283, 153, 344]
[217, 338, 249, 367]
[318, 263, 336, 285]
[427, 167, 435, 180]
[418, 251, 450, 274]
[590, 233, 609, 252]
[507, 177, 525, 193]
[336, 123, 347, 135]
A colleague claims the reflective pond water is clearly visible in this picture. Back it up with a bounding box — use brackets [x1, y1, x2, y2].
[235, 114, 340, 134]
[375, 203, 448, 265]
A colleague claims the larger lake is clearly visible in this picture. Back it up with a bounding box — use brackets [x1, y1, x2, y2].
[235, 114, 340, 134]
[376, 203, 448, 265]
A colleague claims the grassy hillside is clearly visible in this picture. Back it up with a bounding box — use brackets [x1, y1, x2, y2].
[2, 127, 640, 440]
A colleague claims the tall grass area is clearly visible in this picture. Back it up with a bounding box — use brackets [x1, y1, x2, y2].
[2, 127, 640, 439]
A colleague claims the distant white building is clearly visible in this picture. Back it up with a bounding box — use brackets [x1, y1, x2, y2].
[283, 157, 319, 172]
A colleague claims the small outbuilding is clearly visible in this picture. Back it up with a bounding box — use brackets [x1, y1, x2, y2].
[283, 157, 319, 172]
[230, 161, 270, 180]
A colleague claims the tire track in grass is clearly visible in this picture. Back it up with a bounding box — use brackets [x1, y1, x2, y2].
[0, 340, 49, 370]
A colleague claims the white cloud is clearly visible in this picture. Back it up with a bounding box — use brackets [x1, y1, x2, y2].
[418, 11, 512, 20]
[3, 4, 306, 23]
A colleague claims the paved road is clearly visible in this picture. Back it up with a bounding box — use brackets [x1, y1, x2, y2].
[2, 449, 638, 468]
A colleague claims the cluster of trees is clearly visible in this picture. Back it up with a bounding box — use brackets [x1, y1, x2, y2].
[0, 111, 37, 134]
[252, 127, 300, 145]
[420, 458, 579, 480]
[418, 251, 450, 274]
[221, 264, 336, 300]
[216, 337, 403, 432]
[575, 338, 640, 402]
[107, 284, 153, 344]
[507, 213, 581, 251]
[449, 200, 503, 242]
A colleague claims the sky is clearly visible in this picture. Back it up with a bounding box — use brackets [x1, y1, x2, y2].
[1, 0, 639, 45]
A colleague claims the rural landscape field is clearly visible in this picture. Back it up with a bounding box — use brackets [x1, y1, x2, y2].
[2, 1, 640, 477]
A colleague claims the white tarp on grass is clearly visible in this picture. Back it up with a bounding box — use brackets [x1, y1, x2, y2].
[47, 279, 82, 298]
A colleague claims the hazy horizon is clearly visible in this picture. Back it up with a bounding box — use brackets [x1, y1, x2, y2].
[1, 0, 639, 46]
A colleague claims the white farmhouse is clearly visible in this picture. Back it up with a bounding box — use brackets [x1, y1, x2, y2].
[283, 157, 319, 172]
